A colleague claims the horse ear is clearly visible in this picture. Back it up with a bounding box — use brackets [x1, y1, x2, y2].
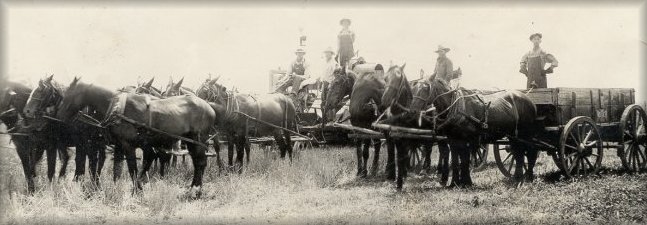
[401, 63, 406, 71]
[70, 76, 80, 87]
[145, 77, 155, 87]
[46, 74, 54, 83]
[213, 74, 221, 83]
[175, 77, 184, 88]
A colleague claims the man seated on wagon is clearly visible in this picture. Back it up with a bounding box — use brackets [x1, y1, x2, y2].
[430, 45, 457, 82]
[519, 33, 559, 89]
[275, 47, 312, 95]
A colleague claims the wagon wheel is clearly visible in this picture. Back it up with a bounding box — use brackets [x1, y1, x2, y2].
[470, 142, 489, 171]
[493, 142, 525, 177]
[557, 116, 603, 178]
[620, 104, 647, 172]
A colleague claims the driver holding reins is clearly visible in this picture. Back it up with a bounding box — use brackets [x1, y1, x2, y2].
[275, 47, 311, 95]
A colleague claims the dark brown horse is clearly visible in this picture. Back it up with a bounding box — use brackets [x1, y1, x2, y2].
[23, 76, 112, 188]
[327, 62, 388, 178]
[196, 78, 296, 171]
[414, 75, 539, 185]
[56, 77, 217, 197]
[0, 80, 49, 193]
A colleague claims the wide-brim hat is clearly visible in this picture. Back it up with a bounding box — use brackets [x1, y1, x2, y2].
[434, 45, 450, 53]
[323, 47, 335, 54]
[295, 48, 306, 54]
[339, 18, 351, 25]
[529, 33, 542, 40]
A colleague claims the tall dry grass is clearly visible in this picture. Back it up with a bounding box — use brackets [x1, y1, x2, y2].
[0, 133, 645, 224]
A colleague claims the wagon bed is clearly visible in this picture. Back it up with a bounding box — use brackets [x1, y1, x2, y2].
[493, 87, 646, 178]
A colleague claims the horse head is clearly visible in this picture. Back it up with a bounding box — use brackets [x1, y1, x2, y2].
[381, 63, 411, 114]
[417, 74, 454, 115]
[24, 74, 62, 118]
[324, 68, 354, 120]
[56, 77, 85, 122]
[196, 75, 227, 105]
[134, 77, 162, 97]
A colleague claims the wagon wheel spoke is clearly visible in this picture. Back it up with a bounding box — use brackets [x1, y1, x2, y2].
[585, 140, 599, 148]
[507, 156, 515, 173]
[503, 152, 512, 164]
[564, 144, 578, 151]
[583, 129, 594, 144]
[624, 131, 635, 139]
[584, 157, 594, 170]
[568, 156, 580, 172]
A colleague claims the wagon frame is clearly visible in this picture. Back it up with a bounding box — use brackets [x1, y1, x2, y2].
[492, 87, 646, 178]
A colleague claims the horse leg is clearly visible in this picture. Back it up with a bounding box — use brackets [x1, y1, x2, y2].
[45, 146, 57, 182]
[186, 140, 207, 199]
[235, 136, 245, 173]
[438, 141, 450, 186]
[395, 141, 409, 190]
[370, 139, 381, 176]
[245, 139, 251, 163]
[385, 136, 396, 180]
[57, 146, 70, 179]
[112, 144, 124, 182]
[74, 144, 87, 181]
[459, 142, 474, 187]
[159, 151, 172, 177]
[355, 139, 363, 177]
[525, 145, 538, 182]
[283, 131, 293, 161]
[120, 141, 140, 192]
[97, 146, 106, 177]
[422, 142, 432, 173]
[449, 141, 461, 187]
[361, 139, 370, 177]
[511, 141, 525, 184]
[15, 142, 35, 194]
[138, 145, 155, 185]
[85, 144, 101, 188]
[227, 135, 235, 167]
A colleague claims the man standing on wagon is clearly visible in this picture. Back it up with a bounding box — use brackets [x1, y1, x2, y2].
[519, 33, 559, 89]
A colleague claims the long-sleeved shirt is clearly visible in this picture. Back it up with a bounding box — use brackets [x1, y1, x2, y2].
[321, 58, 338, 83]
[432, 56, 454, 82]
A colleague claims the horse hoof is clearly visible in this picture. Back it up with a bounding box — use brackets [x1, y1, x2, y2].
[524, 174, 536, 183]
[186, 186, 202, 199]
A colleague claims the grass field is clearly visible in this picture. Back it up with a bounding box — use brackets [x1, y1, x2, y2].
[0, 130, 645, 225]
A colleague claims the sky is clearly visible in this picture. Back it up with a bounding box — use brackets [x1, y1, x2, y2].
[3, 2, 645, 103]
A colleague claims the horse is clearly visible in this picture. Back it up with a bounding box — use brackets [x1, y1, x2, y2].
[0, 80, 49, 193]
[414, 74, 539, 185]
[195, 77, 296, 171]
[327, 60, 389, 178]
[379, 64, 430, 189]
[56, 77, 218, 197]
[23, 75, 111, 188]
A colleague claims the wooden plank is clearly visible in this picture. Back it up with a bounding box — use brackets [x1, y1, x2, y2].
[332, 123, 382, 135]
[348, 133, 384, 139]
[371, 123, 436, 135]
[525, 88, 556, 105]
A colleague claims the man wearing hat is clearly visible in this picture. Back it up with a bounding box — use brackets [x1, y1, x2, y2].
[275, 47, 311, 94]
[520, 33, 559, 89]
[337, 18, 355, 68]
[430, 45, 456, 82]
[320, 47, 339, 113]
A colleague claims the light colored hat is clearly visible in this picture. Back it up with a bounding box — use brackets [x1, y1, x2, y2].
[295, 47, 306, 54]
[339, 18, 351, 25]
[323, 47, 335, 54]
[435, 45, 450, 53]
[529, 33, 542, 40]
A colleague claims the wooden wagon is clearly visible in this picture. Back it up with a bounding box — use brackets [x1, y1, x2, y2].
[492, 87, 646, 177]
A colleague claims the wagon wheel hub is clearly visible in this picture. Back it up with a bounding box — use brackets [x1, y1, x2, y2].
[577, 143, 587, 153]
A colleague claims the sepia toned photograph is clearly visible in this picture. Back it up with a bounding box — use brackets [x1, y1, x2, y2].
[0, 0, 645, 224]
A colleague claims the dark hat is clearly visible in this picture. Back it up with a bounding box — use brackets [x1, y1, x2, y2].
[529, 33, 542, 40]
[295, 47, 306, 54]
[339, 18, 351, 25]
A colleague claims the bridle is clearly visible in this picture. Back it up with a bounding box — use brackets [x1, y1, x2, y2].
[28, 81, 61, 117]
